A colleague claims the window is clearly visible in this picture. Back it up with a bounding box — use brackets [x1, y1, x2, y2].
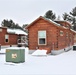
[70, 33, 72, 39]
[0, 28, 2, 32]
[38, 31, 46, 45]
[66, 25, 69, 28]
[66, 32, 68, 38]
[60, 31, 63, 36]
[39, 38, 45, 44]
[5, 39, 8, 42]
[74, 34, 76, 40]
[5, 35, 9, 43]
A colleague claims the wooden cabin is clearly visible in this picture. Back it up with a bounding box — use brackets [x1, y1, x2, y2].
[26, 16, 76, 54]
[0, 27, 27, 48]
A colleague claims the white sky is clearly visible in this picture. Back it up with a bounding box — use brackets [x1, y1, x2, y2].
[0, 0, 76, 26]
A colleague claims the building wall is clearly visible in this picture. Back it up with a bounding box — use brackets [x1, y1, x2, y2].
[28, 19, 68, 53]
[27, 17, 75, 53]
[0, 28, 7, 45]
[8, 34, 18, 45]
[74, 34, 76, 43]
[55, 21, 71, 28]
[55, 21, 74, 48]
[58, 29, 74, 50]
[0, 28, 18, 46]
[56, 29, 66, 50]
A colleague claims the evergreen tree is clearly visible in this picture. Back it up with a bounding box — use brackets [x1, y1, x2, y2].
[70, 7, 76, 30]
[1, 19, 23, 30]
[44, 10, 56, 21]
[22, 24, 28, 33]
[70, 7, 76, 16]
[62, 7, 76, 30]
[63, 13, 73, 22]
[63, 13, 69, 20]
[22, 24, 28, 29]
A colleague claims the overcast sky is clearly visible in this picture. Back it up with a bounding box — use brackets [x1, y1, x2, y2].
[0, 0, 76, 26]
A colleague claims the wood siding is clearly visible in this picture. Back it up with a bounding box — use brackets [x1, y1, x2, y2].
[27, 16, 75, 53]
[0, 28, 18, 46]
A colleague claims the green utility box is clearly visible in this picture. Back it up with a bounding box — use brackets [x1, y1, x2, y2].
[6, 49, 25, 63]
[73, 46, 76, 51]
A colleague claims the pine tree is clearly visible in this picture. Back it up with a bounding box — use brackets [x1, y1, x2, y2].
[44, 10, 56, 21]
[1, 19, 23, 30]
[63, 13, 69, 20]
[22, 24, 28, 33]
[70, 7, 76, 16]
[62, 7, 76, 30]
[70, 7, 76, 30]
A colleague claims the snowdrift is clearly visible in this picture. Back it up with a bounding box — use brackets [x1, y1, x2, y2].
[32, 49, 47, 56]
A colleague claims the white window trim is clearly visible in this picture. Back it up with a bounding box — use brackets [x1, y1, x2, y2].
[38, 30, 47, 45]
[5, 35, 9, 43]
[60, 30, 64, 36]
[0, 29, 2, 32]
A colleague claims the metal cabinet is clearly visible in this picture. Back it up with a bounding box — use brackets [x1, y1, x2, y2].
[6, 49, 25, 63]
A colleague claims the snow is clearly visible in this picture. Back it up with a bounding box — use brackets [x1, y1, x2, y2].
[7, 29, 28, 35]
[51, 49, 64, 55]
[62, 26, 68, 29]
[0, 47, 76, 75]
[0, 47, 27, 53]
[32, 49, 47, 56]
[44, 17, 61, 26]
[55, 20, 72, 25]
[70, 29, 76, 33]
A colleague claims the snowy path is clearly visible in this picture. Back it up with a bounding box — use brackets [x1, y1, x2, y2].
[0, 49, 76, 75]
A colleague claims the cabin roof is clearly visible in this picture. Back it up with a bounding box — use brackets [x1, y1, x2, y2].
[55, 20, 72, 26]
[7, 29, 28, 35]
[26, 16, 67, 29]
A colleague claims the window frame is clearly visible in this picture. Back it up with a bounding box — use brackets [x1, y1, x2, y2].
[66, 25, 69, 28]
[0, 28, 2, 32]
[60, 30, 64, 36]
[38, 30, 47, 45]
[74, 34, 76, 40]
[5, 34, 9, 43]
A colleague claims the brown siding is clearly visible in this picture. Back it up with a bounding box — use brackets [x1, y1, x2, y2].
[0, 28, 18, 46]
[58, 29, 66, 49]
[27, 17, 75, 53]
[8, 34, 18, 45]
[28, 19, 59, 53]
[56, 21, 71, 28]
[0, 28, 7, 45]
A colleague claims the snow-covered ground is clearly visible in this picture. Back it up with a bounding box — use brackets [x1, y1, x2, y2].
[0, 47, 76, 75]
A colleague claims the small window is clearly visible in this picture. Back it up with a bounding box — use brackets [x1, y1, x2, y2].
[0, 29, 2, 32]
[60, 31, 63, 36]
[38, 31, 46, 45]
[74, 34, 76, 40]
[5, 35, 9, 43]
[66, 25, 69, 28]
[39, 38, 45, 44]
[5, 39, 8, 42]
[66, 32, 68, 38]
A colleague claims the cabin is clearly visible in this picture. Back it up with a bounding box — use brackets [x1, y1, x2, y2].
[26, 16, 76, 54]
[0, 27, 28, 48]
